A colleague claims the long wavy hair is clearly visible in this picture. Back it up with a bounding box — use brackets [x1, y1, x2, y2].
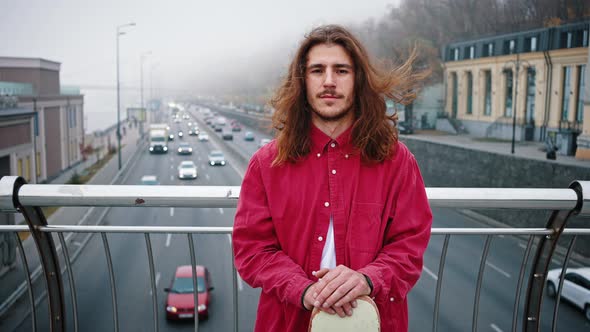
[271, 25, 427, 165]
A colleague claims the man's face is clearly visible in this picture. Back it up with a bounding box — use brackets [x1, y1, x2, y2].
[305, 43, 355, 123]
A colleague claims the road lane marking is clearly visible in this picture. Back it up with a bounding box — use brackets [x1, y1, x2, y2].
[518, 243, 527, 249]
[166, 233, 172, 247]
[170, 175, 174, 181]
[219, 208, 224, 215]
[486, 262, 511, 278]
[205, 174, 210, 180]
[227, 234, 244, 291]
[198, 156, 201, 161]
[155, 272, 161, 287]
[490, 323, 503, 332]
[170, 207, 174, 217]
[170, 165, 173, 169]
[422, 266, 438, 281]
[72, 241, 82, 247]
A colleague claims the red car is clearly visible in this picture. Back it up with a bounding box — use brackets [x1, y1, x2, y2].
[165, 265, 213, 320]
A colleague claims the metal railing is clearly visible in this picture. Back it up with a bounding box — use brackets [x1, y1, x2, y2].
[0, 176, 588, 332]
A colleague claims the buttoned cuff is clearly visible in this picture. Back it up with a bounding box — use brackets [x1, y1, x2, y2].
[300, 283, 314, 311]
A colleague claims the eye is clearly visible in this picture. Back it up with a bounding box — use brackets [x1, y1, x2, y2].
[310, 69, 323, 74]
[337, 69, 349, 74]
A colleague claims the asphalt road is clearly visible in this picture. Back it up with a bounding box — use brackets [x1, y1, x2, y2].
[12, 106, 590, 331]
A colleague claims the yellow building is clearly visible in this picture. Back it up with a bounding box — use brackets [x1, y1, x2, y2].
[443, 21, 588, 158]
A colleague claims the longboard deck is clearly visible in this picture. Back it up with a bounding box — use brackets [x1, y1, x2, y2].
[308, 295, 380, 332]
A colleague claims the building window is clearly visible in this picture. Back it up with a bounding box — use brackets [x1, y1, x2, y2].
[483, 43, 494, 57]
[36, 152, 41, 177]
[562, 32, 573, 48]
[525, 68, 536, 124]
[451, 73, 458, 118]
[562, 66, 572, 121]
[525, 36, 538, 52]
[466, 72, 473, 114]
[505, 69, 514, 117]
[584, 30, 589, 47]
[25, 156, 31, 181]
[469, 46, 475, 59]
[576, 65, 586, 123]
[453, 48, 459, 61]
[504, 39, 516, 54]
[484, 70, 492, 116]
[17, 158, 23, 177]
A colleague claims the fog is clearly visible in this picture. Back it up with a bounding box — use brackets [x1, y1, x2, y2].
[1, 0, 396, 93]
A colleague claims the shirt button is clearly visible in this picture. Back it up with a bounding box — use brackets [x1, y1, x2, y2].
[345, 154, 349, 159]
[317, 153, 321, 157]
[330, 143, 336, 148]
[318, 236, 323, 242]
[331, 169, 336, 175]
[324, 202, 330, 207]
[390, 297, 395, 302]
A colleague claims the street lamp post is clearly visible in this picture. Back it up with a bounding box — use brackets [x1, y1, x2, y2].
[116, 22, 136, 170]
[149, 62, 160, 123]
[140, 51, 151, 138]
[503, 54, 531, 154]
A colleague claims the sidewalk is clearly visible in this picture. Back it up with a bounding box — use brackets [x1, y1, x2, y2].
[0, 124, 144, 327]
[406, 130, 590, 169]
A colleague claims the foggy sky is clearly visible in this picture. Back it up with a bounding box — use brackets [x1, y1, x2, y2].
[1, 0, 397, 92]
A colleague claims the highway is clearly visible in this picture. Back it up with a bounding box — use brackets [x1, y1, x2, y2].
[12, 105, 590, 331]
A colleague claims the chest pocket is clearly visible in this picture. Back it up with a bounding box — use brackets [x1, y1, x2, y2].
[347, 202, 383, 255]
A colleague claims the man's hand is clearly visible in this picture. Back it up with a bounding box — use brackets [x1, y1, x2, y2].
[311, 265, 371, 316]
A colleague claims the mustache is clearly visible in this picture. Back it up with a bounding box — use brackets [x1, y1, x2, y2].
[317, 90, 343, 98]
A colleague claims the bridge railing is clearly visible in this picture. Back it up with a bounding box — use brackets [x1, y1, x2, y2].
[0, 176, 588, 332]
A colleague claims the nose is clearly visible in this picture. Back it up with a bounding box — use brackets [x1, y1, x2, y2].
[323, 69, 336, 88]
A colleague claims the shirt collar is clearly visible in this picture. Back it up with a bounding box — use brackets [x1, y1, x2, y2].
[310, 123, 354, 153]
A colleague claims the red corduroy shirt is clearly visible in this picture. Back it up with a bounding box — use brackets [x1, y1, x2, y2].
[233, 124, 432, 331]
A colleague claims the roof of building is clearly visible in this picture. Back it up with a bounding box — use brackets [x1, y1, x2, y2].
[0, 57, 60, 71]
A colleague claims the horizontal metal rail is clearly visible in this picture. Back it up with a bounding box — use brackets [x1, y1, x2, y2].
[0, 184, 581, 211]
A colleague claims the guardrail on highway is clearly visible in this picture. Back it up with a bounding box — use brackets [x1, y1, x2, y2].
[0, 177, 588, 332]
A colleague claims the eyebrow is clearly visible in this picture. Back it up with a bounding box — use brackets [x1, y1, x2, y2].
[307, 63, 353, 70]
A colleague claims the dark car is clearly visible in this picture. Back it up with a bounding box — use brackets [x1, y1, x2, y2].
[222, 131, 233, 140]
[168, 134, 174, 141]
[214, 126, 222, 132]
[231, 124, 241, 132]
[397, 122, 413, 135]
[165, 265, 213, 320]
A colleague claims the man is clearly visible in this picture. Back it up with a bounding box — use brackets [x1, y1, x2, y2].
[232, 25, 432, 331]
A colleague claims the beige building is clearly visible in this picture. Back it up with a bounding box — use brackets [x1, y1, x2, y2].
[0, 57, 84, 183]
[443, 21, 588, 157]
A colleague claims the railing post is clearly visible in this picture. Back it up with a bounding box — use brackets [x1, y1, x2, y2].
[522, 181, 585, 331]
[0, 176, 65, 331]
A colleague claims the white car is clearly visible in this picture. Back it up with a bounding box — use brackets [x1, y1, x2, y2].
[208, 150, 226, 166]
[140, 175, 159, 185]
[177, 161, 198, 179]
[546, 267, 590, 321]
[198, 133, 209, 141]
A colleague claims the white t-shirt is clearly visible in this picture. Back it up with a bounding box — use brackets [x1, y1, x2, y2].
[320, 215, 336, 269]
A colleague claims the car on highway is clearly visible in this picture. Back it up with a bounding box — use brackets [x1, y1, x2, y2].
[174, 117, 181, 123]
[193, 127, 200, 135]
[164, 265, 213, 321]
[178, 131, 184, 138]
[214, 126, 222, 132]
[177, 161, 198, 179]
[198, 133, 209, 141]
[259, 138, 271, 147]
[177, 142, 193, 155]
[188, 122, 192, 127]
[244, 131, 255, 141]
[208, 150, 226, 166]
[140, 175, 159, 185]
[546, 267, 590, 321]
[222, 131, 233, 140]
[231, 124, 241, 132]
[182, 114, 190, 120]
[168, 134, 174, 141]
